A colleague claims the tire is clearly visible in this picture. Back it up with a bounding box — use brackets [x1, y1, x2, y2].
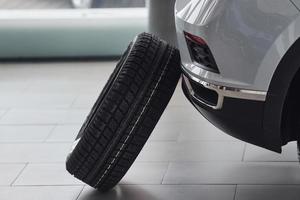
[66, 32, 181, 192]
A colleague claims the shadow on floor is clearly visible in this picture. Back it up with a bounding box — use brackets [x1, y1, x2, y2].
[79, 185, 158, 200]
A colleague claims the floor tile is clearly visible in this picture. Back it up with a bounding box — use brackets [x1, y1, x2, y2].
[46, 125, 81, 142]
[0, 94, 76, 109]
[62, 109, 89, 124]
[0, 109, 68, 125]
[4, 60, 300, 199]
[0, 125, 54, 143]
[26, 81, 105, 95]
[163, 162, 300, 185]
[137, 141, 244, 162]
[14, 162, 168, 186]
[0, 164, 26, 185]
[159, 106, 203, 123]
[14, 163, 83, 186]
[27, 82, 98, 95]
[168, 85, 190, 107]
[120, 162, 169, 185]
[235, 185, 300, 200]
[0, 143, 71, 163]
[244, 142, 298, 162]
[149, 122, 181, 142]
[0, 109, 89, 125]
[178, 122, 239, 141]
[16, 62, 114, 83]
[78, 185, 236, 200]
[0, 110, 7, 118]
[0, 82, 29, 93]
[0, 186, 83, 200]
[71, 94, 99, 109]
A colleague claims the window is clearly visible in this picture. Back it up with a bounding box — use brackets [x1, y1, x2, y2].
[0, 0, 147, 59]
[0, 0, 146, 9]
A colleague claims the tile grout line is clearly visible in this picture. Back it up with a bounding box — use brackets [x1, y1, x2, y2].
[290, 0, 300, 12]
[0, 185, 85, 187]
[0, 141, 72, 145]
[161, 162, 170, 185]
[22, 80, 32, 93]
[9, 183, 300, 187]
[10, 162, 28, 186]
[0, 108, 11, 120]
[0, 123, 63, 126]
[7, 183, 300, 187]
[1, 160, 298, 165]
[242, 143, 247, 162]
[69, 94, 80, 109]
[42, 124, 59, 143]
[0, 123, 82, 126]
[75, 185, 85, 200]
[9, 184, 85, 187]
[233, 185, 238, 200]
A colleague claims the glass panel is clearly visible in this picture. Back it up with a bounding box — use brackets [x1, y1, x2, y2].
[0, 0, 146, 9]
[0, 0, 147, 58]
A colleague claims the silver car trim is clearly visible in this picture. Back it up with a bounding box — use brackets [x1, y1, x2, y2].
[182, 67, 267, 110]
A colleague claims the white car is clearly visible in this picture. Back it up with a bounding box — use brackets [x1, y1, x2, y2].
[71, 0, 93, 8]
[176, 0, 300, 156]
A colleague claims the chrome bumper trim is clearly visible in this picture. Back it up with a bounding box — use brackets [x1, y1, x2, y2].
[182, 68, 267, 110]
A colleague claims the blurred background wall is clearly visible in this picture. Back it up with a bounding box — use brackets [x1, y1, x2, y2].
[0, 0, 147, 59]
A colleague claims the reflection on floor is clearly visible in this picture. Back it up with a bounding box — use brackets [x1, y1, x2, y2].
[0, 61, 299, 200]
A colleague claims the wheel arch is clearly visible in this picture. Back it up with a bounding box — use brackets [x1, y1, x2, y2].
[264, 36, 300, 152]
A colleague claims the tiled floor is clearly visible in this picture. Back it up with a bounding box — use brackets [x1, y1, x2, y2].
[0, 61, 299, 200]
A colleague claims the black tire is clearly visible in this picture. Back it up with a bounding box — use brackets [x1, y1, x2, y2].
[66, 33, 181, 192]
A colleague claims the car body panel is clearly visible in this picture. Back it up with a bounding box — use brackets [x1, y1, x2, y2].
[72, 0, 93, 8]
[176, 0, 300, 152]
[176, 0, 299, 91]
